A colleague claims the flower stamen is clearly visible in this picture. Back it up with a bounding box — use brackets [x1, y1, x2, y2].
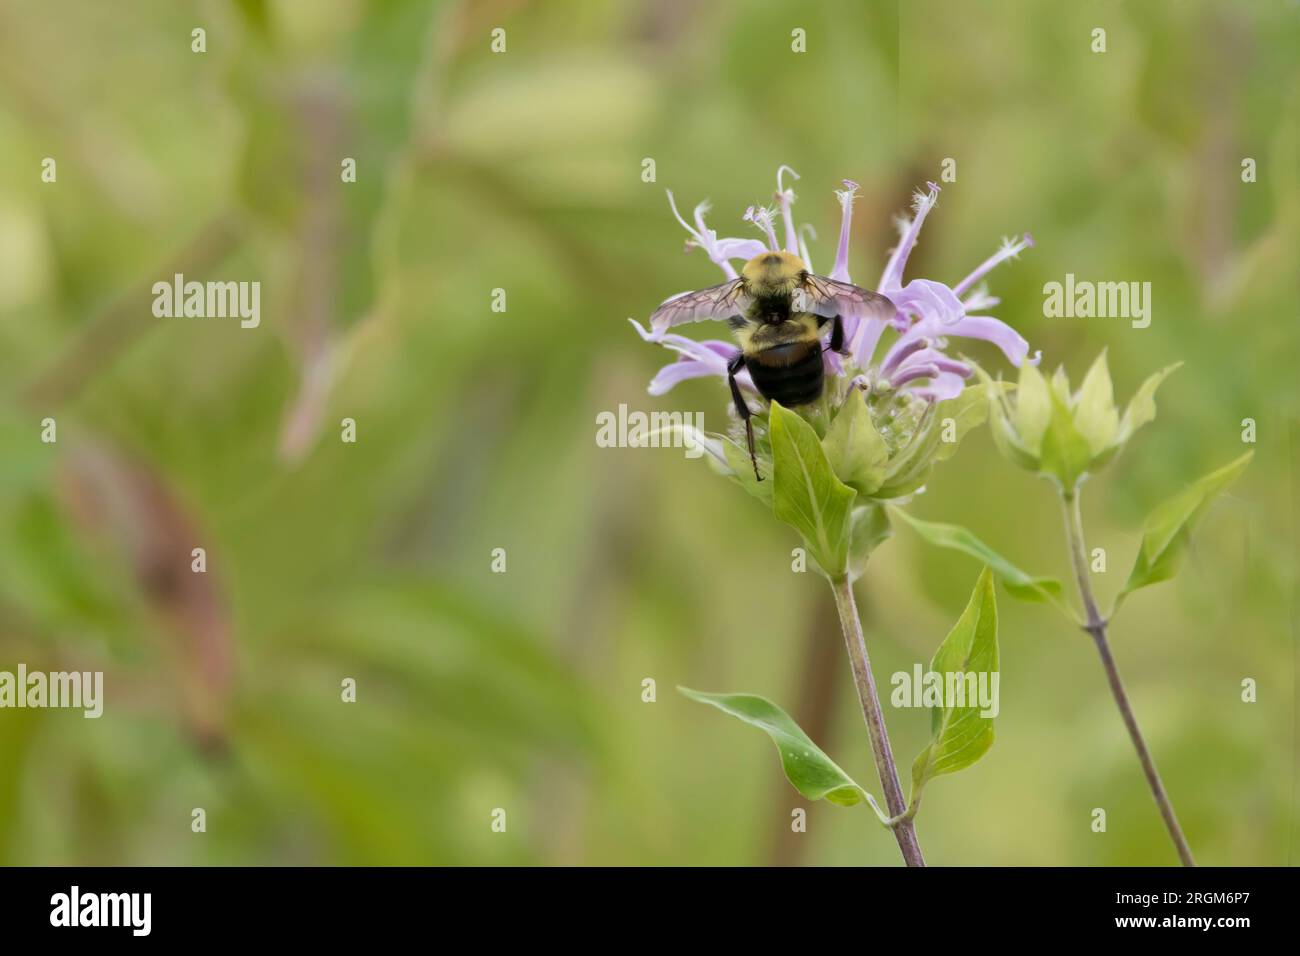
[744, 204, 781, 252]
[832, 179, 859, 282]
[953, 233, 1034, 298]
[798, 223, 818, 274]
[878, 182, 940, 292]
[776, 164, 801, 254]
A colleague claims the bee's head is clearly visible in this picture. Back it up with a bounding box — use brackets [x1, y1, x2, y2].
[742, 250, 806, 298]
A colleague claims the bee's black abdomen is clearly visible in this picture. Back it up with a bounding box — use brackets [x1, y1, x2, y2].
[747, 341, 825, 408]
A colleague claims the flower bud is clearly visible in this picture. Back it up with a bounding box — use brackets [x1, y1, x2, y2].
[984, 351, 1180, 491]
[826, 381, 992, 501]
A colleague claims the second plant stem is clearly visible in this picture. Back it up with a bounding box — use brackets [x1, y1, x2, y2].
[830, 575, 926, 867]
[1060, 488, 1197, 867]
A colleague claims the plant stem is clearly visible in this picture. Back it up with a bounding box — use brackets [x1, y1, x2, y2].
[1060, 489, 1197, 867]
[830, 575, 926, 867]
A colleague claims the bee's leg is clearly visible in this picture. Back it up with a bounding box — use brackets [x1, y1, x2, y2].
[727, 354, 763, 482]
[826, 314, 847, 354]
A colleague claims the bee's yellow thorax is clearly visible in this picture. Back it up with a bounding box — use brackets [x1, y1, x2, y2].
[741, 250, 806, 297]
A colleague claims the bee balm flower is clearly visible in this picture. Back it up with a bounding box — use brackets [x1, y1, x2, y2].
[632, 167, 1039, 500]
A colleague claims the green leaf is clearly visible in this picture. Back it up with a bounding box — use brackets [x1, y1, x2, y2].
[877, 411, 939, 493]
[870, 466, 934, 501]
[1015, 360, 1052, 454]
[770, 402, 856, 576]
[910, 567, 999, 798]
[933, 381, 996, 463]
[1039, 384, 1093, 490]
[1073, 350, 1119, 456]
[1089, 361, 1182, 473]
[678, 687, 870, 807]
[872, 382, 1000, 500]
[987, 386, 1041, 471]
[821, 391, 888, 495]
[1117, 362, 1182, 443]
[1116, 452, 1253, 607]
[890, 507, 1067, 609]
[722, 437, 772, 506]
[847, 504, 892, 582]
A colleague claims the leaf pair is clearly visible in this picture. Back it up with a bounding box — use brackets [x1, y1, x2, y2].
[1115, 451, 1253, 609]
[680, 569, 1000, 826]
[890, 453, 1252, 619]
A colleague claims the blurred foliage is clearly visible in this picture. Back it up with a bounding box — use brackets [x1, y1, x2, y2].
[0, 0, 1296, 865]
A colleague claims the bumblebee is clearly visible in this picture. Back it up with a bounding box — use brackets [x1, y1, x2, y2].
[649, 250, 895, 480]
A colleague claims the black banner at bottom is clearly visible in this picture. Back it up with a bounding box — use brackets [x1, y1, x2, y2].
[0, 866, 1282, 941]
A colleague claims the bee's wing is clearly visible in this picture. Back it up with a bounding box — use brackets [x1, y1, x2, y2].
[796, 273, 896, 324]
[648, 278, 751, 333]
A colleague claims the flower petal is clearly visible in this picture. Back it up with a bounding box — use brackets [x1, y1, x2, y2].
[943, 314, 1038, 367]
[892, 348, 971, 382]
[891, 278, 966, 328]
[630, 319, 754, 395]
[666, 192, 766, 279]
[910, 370, 968, 402]
[713, 236, 769, 261]
[849, 316, 889, 368]
[832, 180, 859, 282]
[880, 335, 930, 375]
[649, 358, 725, 395]
[890, 363, 942, 388]
[798, 223, 817, 275]
[878, 182, 940, 292]
[777, 165, 801, 254]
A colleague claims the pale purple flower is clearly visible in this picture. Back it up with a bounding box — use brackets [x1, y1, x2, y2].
[628, 318, 754, 396]
[775, 164, 801, 254]
[743, 203, 782, 252]
[831, 180, 859, 282]
[666, 191, 768, 281]
[638, 168, 1037, 406]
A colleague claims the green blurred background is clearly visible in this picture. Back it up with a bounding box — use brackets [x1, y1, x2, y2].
[0, 0, 1296, 865]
